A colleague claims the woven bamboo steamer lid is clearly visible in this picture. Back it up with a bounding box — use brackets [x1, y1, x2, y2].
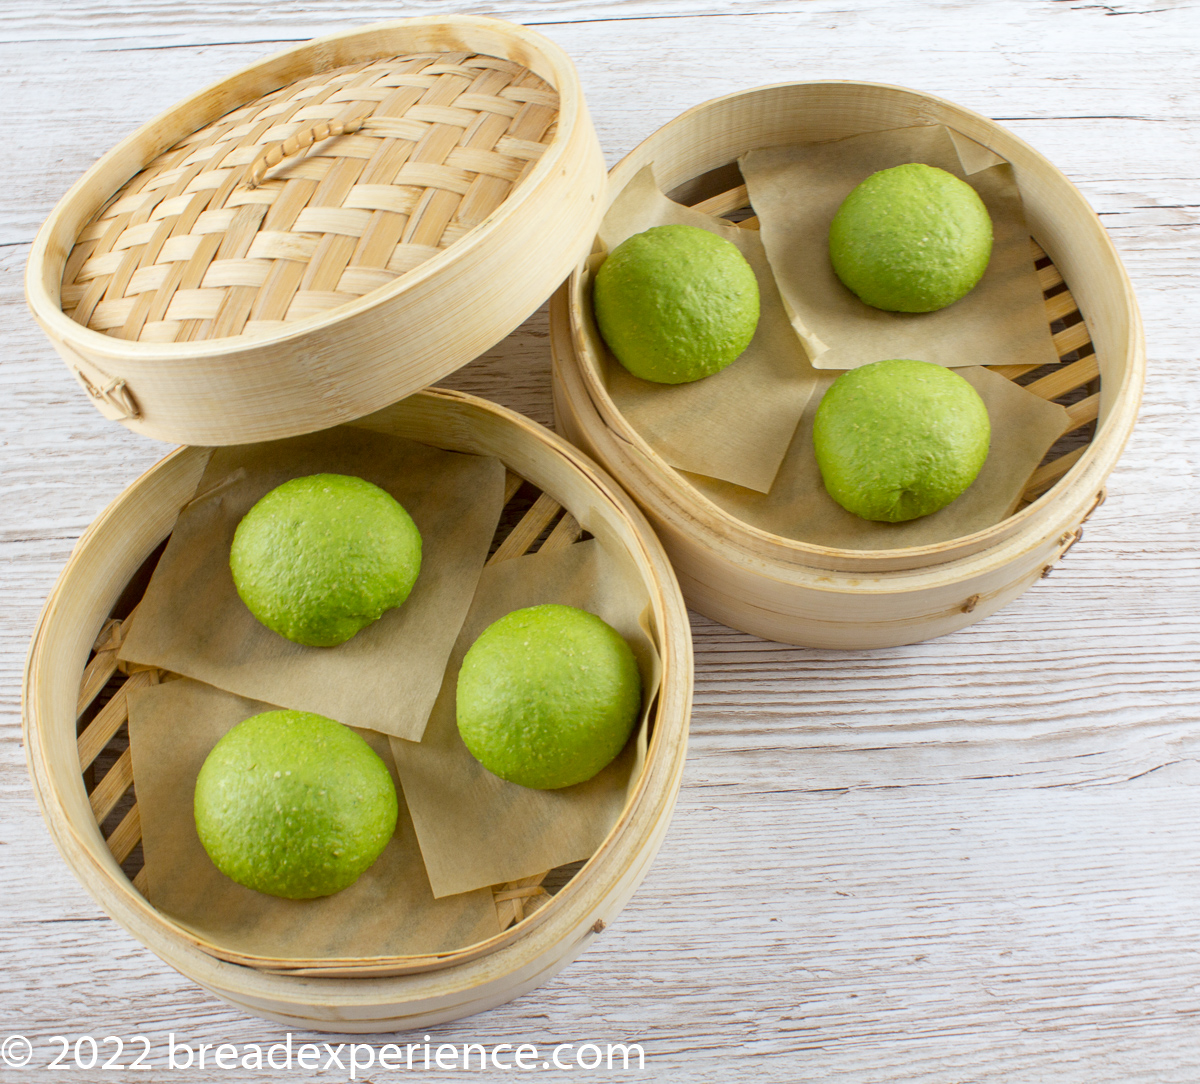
[552, 81, 1145, 648]
[22, 389, 692, 1030]
[25, 16, 606, 446]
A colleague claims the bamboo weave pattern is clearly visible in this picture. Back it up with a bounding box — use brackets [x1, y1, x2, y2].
[61, 52, 559, 343]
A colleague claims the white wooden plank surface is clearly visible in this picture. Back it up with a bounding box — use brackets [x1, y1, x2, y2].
[3, 1, 1200, 1080]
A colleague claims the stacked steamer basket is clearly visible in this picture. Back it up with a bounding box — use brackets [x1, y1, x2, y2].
[25, 392, 691, 1030]
[552, 82, 1145, 649]
[22, 18, 692, 1030]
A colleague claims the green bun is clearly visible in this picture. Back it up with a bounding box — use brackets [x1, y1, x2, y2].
[456, 604, 643, 790]
[829, 163, 993, 312]
[194, 710, 398, 899]
[592, 223, 760, 384]
[230, 473, 421, 647]
[813, 359, 991, 523]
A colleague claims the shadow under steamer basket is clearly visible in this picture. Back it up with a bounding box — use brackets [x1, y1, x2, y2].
[22, 390, 692, 1031]
[552, 80, 1144, 649]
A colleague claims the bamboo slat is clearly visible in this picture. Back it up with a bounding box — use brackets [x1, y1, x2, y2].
[989, 362, 1044, 381]
[77, 669, 155, 770]
[77, 643, 120, 718]
[487, 491, 561, 565]
[1063, 393, 1101, 432]
[76, 605, 145, 716]
[1038, 262, 1065, 292]
[1044, 288, 1080, 323]
[1026, 354, 1101, 402]
[502, 469, 524, 505]
[691, 184, 750, 218]
[89, 747, 135, 823]
[493, 872, 552, 928]
[1024, 446, 1088, 500]
[106, 803, 143, 864]
[1053, 320, 1093, 357]
[541, 511, 583, 552]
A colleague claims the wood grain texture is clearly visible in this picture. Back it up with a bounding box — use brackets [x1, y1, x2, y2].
[2, 0, 1199, 1079]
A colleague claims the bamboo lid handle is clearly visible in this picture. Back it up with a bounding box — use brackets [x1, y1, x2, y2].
[244, 116, 366, 189]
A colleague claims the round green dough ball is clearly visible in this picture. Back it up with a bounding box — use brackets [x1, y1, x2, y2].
[592, 224, 760, 384]
[230, 473, 421, 647]
[456, 604, 643, 791]
[194, 710, 398, 899]
[812, 359, 991, 523]
[829, 163, 993, 312]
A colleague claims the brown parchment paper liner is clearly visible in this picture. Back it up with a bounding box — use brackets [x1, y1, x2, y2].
[119, 427, 505, 741]
[589, 164, 820, 494]
[126, 678, 500, 963]
[740, 125, 1061, 372]
[684, 366, 1070, 550]
[391, 538, 662, 899]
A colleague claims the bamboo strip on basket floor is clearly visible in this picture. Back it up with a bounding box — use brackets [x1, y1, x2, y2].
[689, 187, 1101, 507]
[76, 467, 590, 964]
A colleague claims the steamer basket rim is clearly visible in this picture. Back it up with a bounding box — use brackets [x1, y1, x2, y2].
[568, 78, 1146, 567]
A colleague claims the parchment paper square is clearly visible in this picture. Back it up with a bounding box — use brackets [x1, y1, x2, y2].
[741, 125, 1061, 372]
[126, 678, 500, 961]
[589, 164, 820, 494]
[391, 539, 662, 899]
[119, 427, 505, 741]
[683, 366, 1070, 549]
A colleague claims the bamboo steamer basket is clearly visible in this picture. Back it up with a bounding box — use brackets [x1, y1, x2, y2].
[552, 81, 1145, 649]
[22, 390, 693, 1031]
[25, 16, 606, 446]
